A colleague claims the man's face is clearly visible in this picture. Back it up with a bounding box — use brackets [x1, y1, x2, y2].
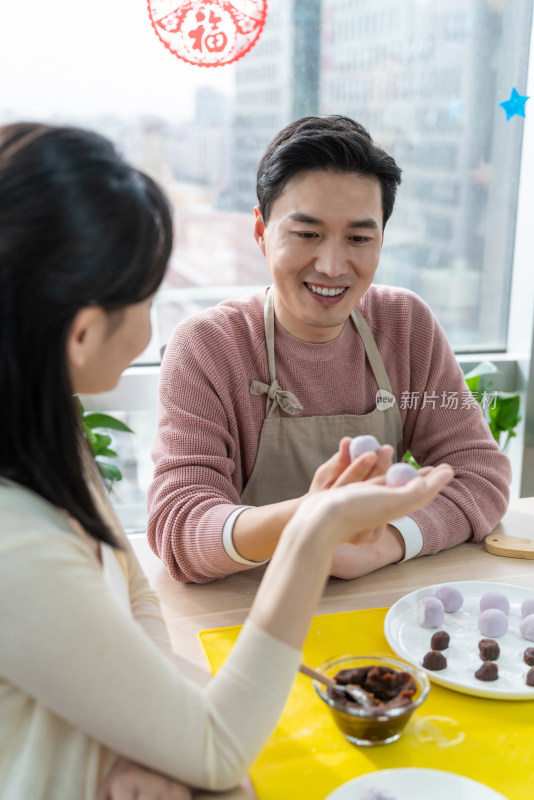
[254, 169, 384, 343]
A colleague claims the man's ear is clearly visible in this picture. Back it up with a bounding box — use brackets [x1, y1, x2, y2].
[253, 206, 267, 256]
[67, 306, 104, 369]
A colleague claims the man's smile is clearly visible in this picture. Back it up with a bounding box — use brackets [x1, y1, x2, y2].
[303, 282, 350, 303]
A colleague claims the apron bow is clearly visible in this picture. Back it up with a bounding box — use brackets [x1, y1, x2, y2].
[250, 379, 303, 416]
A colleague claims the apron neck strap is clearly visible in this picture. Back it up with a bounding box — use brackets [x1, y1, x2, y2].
[264, 288, 277, 384]
[250, 288, 303, 417]
[257, 289, 393, 414]
[350, 307, 394, 394]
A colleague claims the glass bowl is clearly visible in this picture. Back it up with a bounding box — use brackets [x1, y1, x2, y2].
[312, 654, 430, 746]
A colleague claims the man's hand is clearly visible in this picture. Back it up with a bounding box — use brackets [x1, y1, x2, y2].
[309, 438, 404, 579]
[327, 465, 446, 579]
[97, 758, 192, 800]
[232, 438, 395, 563]
[329, 524, 405, 579]
[309, 437, 394, 493]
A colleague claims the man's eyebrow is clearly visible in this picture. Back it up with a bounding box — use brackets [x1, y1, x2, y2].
[348, 218, 380, 230]
[287, 212, 323, 224]
[287, 212, 379, 229]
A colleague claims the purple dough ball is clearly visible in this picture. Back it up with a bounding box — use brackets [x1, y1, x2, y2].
[349, 435, 381, 460]
[520, 614, 534, 642]
[521, 597, 534, 618]
[385, 463, 418, 488]
[417, 596, 445, 628]
[479, 591, 510, 615]
[361, 789, 397, 800]
[478, 608, 509, 638]
[434, 585, 464, 613]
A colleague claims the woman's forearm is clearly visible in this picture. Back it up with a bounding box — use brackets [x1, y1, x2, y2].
[248, 508, 334, 645]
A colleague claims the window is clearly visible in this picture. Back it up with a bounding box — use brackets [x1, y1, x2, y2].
[4, 0, 531, 355]
[3, 0, 533, 515]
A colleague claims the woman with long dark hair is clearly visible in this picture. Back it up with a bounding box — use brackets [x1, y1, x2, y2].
[0, 122, 453, 800]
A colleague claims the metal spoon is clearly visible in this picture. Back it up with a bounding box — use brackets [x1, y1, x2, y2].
[299, 663, 374, 708]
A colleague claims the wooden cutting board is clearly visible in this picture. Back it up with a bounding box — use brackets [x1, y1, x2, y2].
[485, 533, 534, 559]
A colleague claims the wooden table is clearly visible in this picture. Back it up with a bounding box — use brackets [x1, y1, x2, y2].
[131, 499, 534, 798]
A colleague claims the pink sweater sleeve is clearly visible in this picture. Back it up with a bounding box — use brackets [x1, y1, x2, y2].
[147, 309, 263, 583]
[382, 292, 512, 555]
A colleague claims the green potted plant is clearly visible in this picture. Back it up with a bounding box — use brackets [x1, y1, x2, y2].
[463, 361, 521, 453]
[75, 397, 133, 489]
[403, 360, 521, 466]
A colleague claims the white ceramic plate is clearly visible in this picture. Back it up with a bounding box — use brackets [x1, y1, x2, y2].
[324, 768, 508, 799]
[384, 581, 534, 700]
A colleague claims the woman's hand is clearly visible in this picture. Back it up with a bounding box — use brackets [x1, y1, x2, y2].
[250, 463, 454, 650]
[309, 437, 399, 578]
[296, 464, 454, 551]
[97, 758, 192, 800]
[308, 437, 394, 493]
[326, 465, 452, 579]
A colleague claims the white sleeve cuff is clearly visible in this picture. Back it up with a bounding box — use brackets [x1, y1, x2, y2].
[389, 516, 423, 562]
[222, 507, 270, 566]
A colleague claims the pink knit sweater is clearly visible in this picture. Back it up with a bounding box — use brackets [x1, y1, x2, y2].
[148, 285, 511, 583]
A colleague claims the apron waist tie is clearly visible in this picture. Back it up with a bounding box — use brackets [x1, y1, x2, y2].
[250, 379, 304, 416]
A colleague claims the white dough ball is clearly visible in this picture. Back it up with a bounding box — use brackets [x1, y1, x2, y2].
[349, 435, 381, 460]
[479, 591, 510, 614]
[478, 608, 509, 638]
[417, 596, 445, 628]
[434, 585, 464, 613]
[385, 463, 418, 488]
[521, 597, 534, 618]
[520, 614, 534, 642]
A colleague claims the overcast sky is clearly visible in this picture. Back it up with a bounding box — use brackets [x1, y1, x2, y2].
[1, 1, 236, 123]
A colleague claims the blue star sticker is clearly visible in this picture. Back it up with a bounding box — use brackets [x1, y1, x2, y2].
[499, 87, 529, 120]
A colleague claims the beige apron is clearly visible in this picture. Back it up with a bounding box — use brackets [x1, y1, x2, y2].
[240, 289, 403, 506]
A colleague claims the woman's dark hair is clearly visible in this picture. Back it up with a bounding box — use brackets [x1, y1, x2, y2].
[0, 123, 173, 546]
[256, 115, 402, 227]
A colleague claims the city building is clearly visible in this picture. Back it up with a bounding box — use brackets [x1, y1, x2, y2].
[320, 0, 532, 347]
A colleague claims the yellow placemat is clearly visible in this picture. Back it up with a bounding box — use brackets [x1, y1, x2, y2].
[198, 608, 534, 800]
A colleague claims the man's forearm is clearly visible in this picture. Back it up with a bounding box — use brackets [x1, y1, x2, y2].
[329, 524, 405, 579]
[231, 497, 305, 562]
[231, 443, 395, 563]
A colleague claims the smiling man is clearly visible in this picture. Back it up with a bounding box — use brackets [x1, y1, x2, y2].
[256, 170, 383, 343]
[148, 115, 511, 583]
